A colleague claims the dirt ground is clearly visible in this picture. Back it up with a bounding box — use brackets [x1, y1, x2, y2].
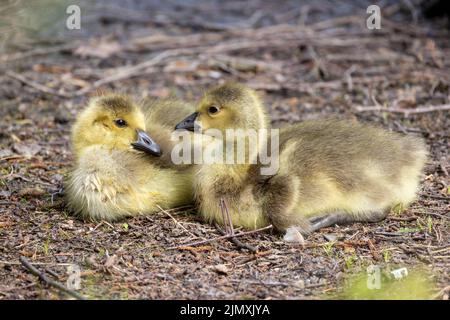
[0, 0, 449, 299]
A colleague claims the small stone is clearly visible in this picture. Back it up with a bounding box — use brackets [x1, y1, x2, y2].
[295, 279, 305, 289]
[208, 71, 222, 79]
[275, 74, 285, 82]
[283, 226, 305, 245]
[51, 174, 64, 183]
[212, 264, 229, 275]
[85, 255, 97, 267]
[323, 233, 337, 242]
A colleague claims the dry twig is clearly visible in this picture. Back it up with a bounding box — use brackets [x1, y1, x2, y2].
[354, 104, 450, 114]
[6, 71, 73, 98]
[156, 204, 197, 238]
[216, 199, 258, 253]
[215, 223, 258, 253]
[168, 225, 273, 250]
[19, 256, 86, 300]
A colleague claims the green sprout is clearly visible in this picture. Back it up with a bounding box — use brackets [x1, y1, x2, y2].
[323, 241, 336, 257]
[382, 249, 392, 263]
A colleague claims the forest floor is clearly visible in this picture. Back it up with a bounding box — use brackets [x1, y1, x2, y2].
[0, 0, 449, 299]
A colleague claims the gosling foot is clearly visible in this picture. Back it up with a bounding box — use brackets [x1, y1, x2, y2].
[309, 210, 388, 232]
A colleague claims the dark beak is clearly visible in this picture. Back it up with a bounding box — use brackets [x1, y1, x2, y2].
[174, 112, 199, 132]
[131, 129, 162, 157]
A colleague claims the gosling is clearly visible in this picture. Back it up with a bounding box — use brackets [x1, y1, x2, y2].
[175, 83, 428, 234]
[65, 94, 193, 221]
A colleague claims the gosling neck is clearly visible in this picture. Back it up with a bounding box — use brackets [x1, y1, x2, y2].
[203, 126, 271, 187]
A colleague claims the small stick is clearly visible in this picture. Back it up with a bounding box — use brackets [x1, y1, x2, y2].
[218, 199, 256, 252]
[168, 225, 273, 250]
[432, 286, 450, 300]
[19, 256, 86, 300]
[6, 71, 72, 98]
[420, 193, 449, 201]
[354, 104, 450, 114]
[0, 260, 73, 266]
[219, 199, 230, 234]
[156, 205, 197, 238]
[0, 43, 77, 63]
[367, 239, 381, 261]
[50, 188, 64, 205]
[73, 48, 197, 96]
[439, 162, 449, 177]
[215, 223, 258, 253]
[423, 212, 449, 220]
[222, 199, 235, 235]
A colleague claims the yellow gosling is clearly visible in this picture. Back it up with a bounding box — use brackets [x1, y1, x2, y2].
[65, 94, 194, 221]
[175, 83, 428, 234]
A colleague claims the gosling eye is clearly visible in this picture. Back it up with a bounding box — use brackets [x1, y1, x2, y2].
[207, 105, 220, 116]
[114, 119, 127, 128]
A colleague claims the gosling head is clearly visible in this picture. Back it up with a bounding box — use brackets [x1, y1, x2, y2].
[175, 83, 268, 135]
[72, 94, 161, 157]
